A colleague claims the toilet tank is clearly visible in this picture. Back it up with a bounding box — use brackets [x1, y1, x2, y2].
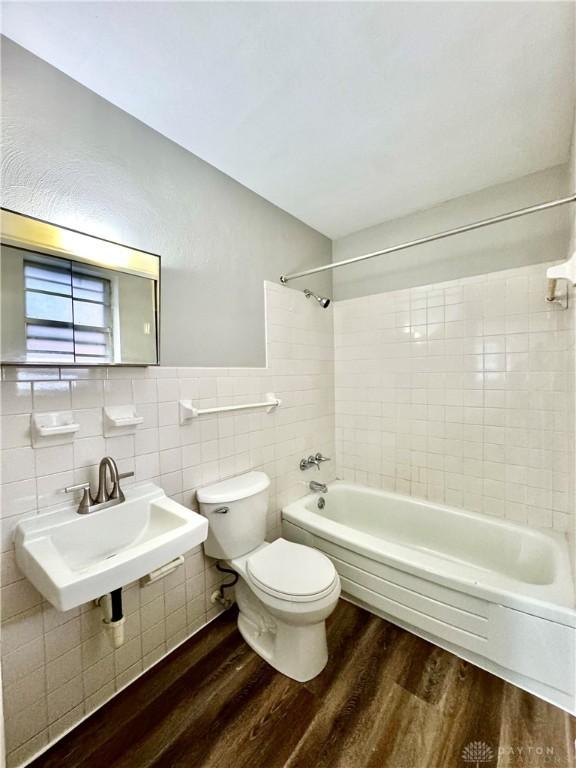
[197, 471, 270, 559]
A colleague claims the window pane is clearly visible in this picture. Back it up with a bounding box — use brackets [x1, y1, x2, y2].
[72, 287, 106, 302]
[25, 264, 72, 294]
[25, 277, 73, 296]
[26, 291, 73, 323]
[75, 346, 109, 358]
[72, 273, 107, 290]
[74, 329, 109, 344]
[72, 274, 109, 303]
[26, 347, 75, 362]
[75, 329, 110, 360]
[27, 338, 75, 353]
[73, 300, 107, 327]
[27, 325, 74, 341]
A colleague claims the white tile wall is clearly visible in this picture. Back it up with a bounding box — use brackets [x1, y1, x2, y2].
[0, 282, 335, 767]
[334, 263, 575, 534]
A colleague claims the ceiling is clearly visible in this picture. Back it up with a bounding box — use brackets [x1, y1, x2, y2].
[2, 2, 574, 239]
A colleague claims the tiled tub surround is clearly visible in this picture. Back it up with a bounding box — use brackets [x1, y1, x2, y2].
[334, 263, 575, 536]
[0, 282, 335, 767]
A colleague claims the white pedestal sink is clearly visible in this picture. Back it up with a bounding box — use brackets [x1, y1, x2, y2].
[14, 482, 208, 611]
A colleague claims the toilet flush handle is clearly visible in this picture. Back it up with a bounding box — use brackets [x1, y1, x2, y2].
[213, 506, 229, 514]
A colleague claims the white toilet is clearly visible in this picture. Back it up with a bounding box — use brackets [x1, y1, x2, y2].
[197, 471, 341, 682]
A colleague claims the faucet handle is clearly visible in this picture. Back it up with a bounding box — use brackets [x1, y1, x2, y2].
[65, 482, 91, 494]
[65, 482, 93, 514]
[299, 455, 328, 471]
[109, 470, 134, 501]
[114, 471, 134, 495]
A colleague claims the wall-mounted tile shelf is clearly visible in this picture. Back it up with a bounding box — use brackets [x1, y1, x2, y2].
[179, 392, 281, 423]
[31, 411, 80, 447]
[103, 405, 144, 437]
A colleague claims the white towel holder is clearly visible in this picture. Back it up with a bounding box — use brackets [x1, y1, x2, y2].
[179, 392, 281, 423]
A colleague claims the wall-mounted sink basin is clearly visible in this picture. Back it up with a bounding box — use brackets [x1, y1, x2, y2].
[14, 482, 208, 611]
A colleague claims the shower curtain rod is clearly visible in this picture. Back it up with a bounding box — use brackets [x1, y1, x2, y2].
[279, 193, 576, 284]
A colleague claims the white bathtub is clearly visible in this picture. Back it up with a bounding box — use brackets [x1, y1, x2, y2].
[282, 481, 576, 713]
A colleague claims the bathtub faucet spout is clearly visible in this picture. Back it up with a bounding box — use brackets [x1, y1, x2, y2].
[309, 481, 328, 494]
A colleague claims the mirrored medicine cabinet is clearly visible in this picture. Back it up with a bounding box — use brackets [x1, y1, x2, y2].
[0, 209, 160, 366]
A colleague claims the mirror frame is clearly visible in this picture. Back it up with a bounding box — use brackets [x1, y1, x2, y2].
[0, 208, 161, 366]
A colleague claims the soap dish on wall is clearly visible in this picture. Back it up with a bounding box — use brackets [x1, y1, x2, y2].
[31, 411, 80, 447]
[103, 405, 144, 437]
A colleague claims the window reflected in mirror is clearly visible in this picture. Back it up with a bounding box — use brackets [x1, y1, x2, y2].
[23, 254, 114, 363]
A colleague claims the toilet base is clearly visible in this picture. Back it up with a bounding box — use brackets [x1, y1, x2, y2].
[237, 611, 328, 683]
[235, 578, 329, 682]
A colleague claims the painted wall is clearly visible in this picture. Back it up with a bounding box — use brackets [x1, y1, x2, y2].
[0, 38, 331, 368]
[334, 262, 574, 534]
[0, 282, 335, 767]
[569, 105, 576, 571]
[571, 104, 576, 254]
[332, 165, 571, 300]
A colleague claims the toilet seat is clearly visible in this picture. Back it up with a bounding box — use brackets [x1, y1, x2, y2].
[246, 538, 338, 603]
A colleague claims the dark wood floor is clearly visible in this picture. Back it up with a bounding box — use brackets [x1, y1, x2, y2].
[31, 601, 575, 768]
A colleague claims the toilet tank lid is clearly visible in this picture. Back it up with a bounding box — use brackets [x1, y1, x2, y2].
[197, 471, 270, 504]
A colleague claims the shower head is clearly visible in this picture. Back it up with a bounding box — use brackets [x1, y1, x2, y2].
[303, 288, 331, 309]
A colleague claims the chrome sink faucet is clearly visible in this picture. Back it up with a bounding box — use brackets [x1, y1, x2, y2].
[65, 457, 134, 515]
[95, 456, 121, 503]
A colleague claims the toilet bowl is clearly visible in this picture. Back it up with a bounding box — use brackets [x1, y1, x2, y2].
[198, 471, 340, 681]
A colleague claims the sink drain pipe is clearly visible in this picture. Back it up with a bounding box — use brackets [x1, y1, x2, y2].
[97, 588, 126, 648]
